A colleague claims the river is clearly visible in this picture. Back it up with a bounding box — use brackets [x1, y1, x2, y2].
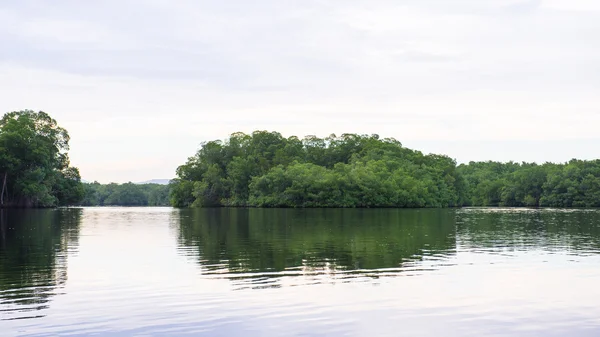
[2, 207, 600, 336]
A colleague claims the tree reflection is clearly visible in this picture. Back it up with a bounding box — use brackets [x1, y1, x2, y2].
[0, 208, 81, 320]
[176, 208, 457, 288]
[456, 208, 600, 253]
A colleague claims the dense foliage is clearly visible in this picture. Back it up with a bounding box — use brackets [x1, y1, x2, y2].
[170, 131, 465, 208]
[79, 182, 170, 206]
[171, 131, 600, 208]
[0, 110, 84, 207]
[459, 159, 600, 207]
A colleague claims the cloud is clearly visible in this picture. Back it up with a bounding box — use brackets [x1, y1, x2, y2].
[0, 0, 599, 182]
[542, 0, 600, 11]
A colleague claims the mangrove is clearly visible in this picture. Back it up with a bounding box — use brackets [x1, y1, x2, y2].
[170, 131, 600, 208]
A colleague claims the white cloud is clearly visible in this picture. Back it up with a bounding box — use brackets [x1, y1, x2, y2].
[0, 0, 599, 182]
[543, 0, 600, 11]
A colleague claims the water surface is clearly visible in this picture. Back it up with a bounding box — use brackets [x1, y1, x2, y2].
[2, 207, 600, 336]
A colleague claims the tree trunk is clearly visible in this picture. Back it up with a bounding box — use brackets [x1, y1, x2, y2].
[0, 172, 6, 206]
[0, 209, 5, 248]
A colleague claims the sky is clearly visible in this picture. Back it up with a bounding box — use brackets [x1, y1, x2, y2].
[1, 0, 599, 183]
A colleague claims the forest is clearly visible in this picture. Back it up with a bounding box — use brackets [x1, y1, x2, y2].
[0, 110, 172, 208]
[79, 182, 170, 206]
[2, 110, 600, 209]
[170, 131, 600, 208]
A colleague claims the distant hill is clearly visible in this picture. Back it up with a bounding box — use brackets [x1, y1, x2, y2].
[81, 179, 173, 185]
[136, 179, 172, 185]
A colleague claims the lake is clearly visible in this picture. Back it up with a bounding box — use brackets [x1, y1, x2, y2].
[2, 207, 600, 336]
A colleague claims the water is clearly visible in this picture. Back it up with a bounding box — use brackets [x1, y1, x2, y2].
[2, 207, 600, 336]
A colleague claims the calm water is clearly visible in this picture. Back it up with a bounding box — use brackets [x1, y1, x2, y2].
[2, 208, 600, 336]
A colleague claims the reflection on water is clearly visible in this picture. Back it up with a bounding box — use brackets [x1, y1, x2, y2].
[457, 208, 600, 255]
[174, 208, 600, 291]
[176, 209, 458, 289]
[0, 209, 81, 321]
[2, 207, 600, 336]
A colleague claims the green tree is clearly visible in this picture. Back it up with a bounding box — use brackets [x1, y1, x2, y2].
[0, 110, 83, 207]
[171, 131, 467, 208]
[170, 130, 600, 209]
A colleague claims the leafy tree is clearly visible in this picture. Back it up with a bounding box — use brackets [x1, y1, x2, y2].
[171, 131, 466, 208]
[0, 110, 83, 207]
[171, 131, 600, 209]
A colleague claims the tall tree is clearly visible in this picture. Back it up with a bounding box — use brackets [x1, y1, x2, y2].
[0, 110, 83, 207]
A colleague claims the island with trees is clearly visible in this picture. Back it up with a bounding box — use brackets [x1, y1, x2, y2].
[170, 131, 600, 208]
[2, 110, 600, 209]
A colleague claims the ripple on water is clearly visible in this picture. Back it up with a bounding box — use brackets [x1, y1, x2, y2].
[4, 207, 600, 336]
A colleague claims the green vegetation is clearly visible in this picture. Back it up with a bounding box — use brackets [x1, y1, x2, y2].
[0, 110, 84, 208]
[3, 112, 599, 210]
[170, 131, 465, 208]
[0, 110, 170, 208]
[459, 160, 600, 207]
[170, 131, 600, 208]
[79, 182, 170, 206]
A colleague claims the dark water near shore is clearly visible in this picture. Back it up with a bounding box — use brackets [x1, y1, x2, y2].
[2, 207, 600, 336]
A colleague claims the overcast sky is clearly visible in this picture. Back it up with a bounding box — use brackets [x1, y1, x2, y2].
[1, 0, 599, 183]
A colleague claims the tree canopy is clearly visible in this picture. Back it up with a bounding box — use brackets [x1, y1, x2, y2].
[170, 131, 600, 208]
[459, 159, 600, 207]
[0, 110, 84, 207]
[170, 131, 466, 208]
[4, 115, 599, 209]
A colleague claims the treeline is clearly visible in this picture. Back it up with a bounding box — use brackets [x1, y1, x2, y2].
[0, 110, 84, 207]
[459, 159, 600, 207]
[79, 182, 170, 206]
[3, 110, 598, 210]
[170, 131, 600, 208]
